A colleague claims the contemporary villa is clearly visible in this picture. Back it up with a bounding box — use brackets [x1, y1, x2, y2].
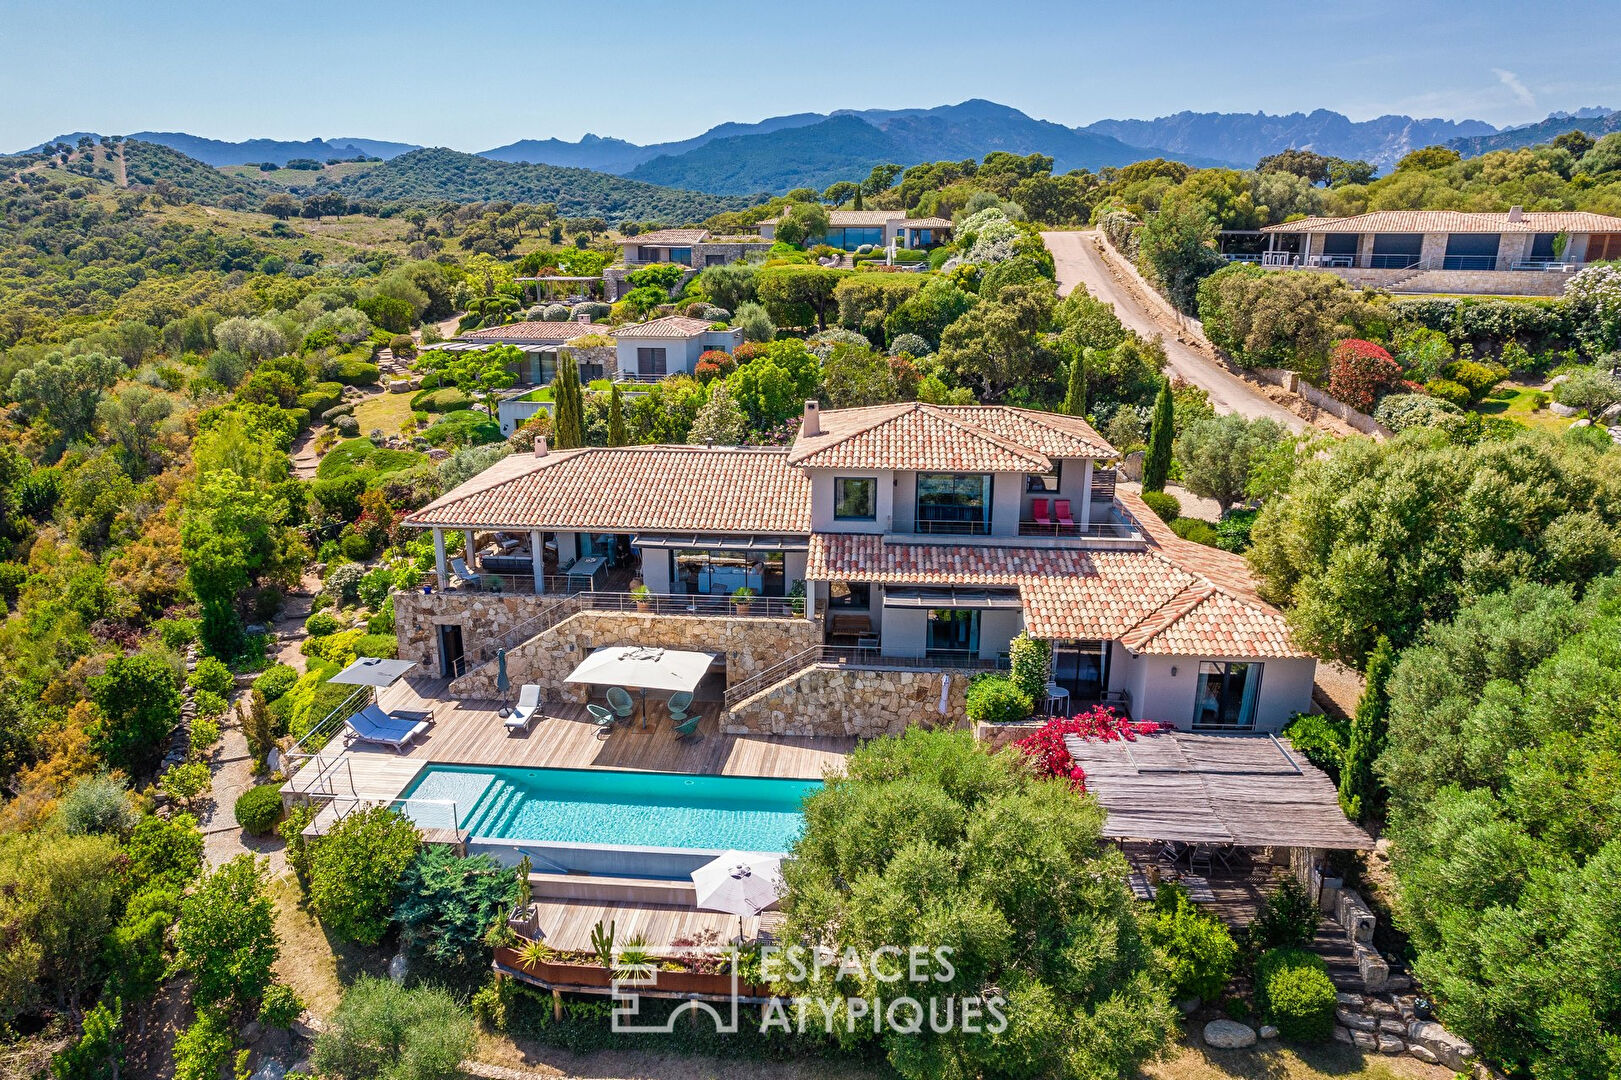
[757, 209, 954, 251]
[608, 315, 742, 380]
[395, 401, 1313, 736]
[603, 228, 773, 300]
[1243, 207, 1621, 296]
[277, 400, 1370, 994]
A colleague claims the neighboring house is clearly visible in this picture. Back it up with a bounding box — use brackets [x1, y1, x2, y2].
[609, 315, 743, 379]
[757, 210, 954, 251]
[437, 319, 614, 386]
[400, 401, 1315, 734]
[604, 228, 772, 300]
[1252, 207, 1621, 296]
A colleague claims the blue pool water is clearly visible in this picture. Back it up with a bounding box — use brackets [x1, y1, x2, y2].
[397, 764, 820, 853]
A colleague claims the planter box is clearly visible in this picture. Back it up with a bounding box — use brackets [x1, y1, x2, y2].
[495, 947, 770, 998]
[974, 719, 1043, 750]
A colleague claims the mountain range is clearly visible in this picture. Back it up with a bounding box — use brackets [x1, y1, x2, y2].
[20, 100, 1619, 199]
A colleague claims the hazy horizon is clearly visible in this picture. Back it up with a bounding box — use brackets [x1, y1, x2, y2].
[3, 0, 1618, 152]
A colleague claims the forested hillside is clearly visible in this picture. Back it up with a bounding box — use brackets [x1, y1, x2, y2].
[323, 147, 757, 220]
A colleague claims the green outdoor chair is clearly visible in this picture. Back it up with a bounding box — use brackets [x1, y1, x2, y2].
[673, 714, 702, 740]
[667, 691, 693, 722]
[605, 686, 636, 719]
[587, 703, 616, 733]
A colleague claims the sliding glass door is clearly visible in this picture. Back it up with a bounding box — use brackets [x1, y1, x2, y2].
[1192, 661, 1262, 729]
[925, 609, 980, 659]
[916, 473, 992, 535]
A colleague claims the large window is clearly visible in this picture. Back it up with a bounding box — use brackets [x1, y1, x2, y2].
[833, 477, 877, 520]
[1443, 233, 1500, 270]
[669, 247, 693, 266]
[1192, 661, 1262, 730]
[1052, 640, 1108, 704]
[926, 609, 980, 658]
[826, 581, 871, 608]
[1370, 233, 1422, 269]
[916, 473, 992, 534]
[637, 347, 667, 375]
[1025, 467, 1060, 493]
[821, 226, 885, 250]
[672, 549, 784, 597]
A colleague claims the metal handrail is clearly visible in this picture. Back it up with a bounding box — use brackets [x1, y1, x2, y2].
[284, 685, 371, 772]
[723, 645, 1008, 709]
[1016, 520, 1141, 540]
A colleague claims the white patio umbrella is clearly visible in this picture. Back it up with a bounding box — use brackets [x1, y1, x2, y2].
[690, 851, 784, 941]
[564, 645, 716, 728]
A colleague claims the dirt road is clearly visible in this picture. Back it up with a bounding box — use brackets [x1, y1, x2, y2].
[1042, 230, 1321, 433]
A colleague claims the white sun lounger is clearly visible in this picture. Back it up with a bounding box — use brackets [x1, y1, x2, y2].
[345, 703, 431, 753]
[505, 684, 541, 733]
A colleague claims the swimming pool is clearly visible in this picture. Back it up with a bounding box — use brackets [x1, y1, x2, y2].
[396, 764, 821, 855]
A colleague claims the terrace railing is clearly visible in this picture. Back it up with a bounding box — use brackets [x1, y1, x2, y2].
[283, 684, 371, 777]
[723, 645, 1007, 710]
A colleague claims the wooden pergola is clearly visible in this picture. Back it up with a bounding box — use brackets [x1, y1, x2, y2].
[1064, 730, 1371, 850]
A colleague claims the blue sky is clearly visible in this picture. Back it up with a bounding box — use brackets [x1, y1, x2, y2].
[2, 0, 1618, 151]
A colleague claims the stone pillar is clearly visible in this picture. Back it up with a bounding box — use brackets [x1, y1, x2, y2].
[463, 530, 476, 568]
[530, 530, 545, 595]
[1080, 459, 1093, 530]
[434, 529, 448, 590]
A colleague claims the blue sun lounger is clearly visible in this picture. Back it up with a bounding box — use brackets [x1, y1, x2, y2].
[345, 703, 431, 753]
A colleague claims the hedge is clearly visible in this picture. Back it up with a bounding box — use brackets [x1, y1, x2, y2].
[331, 358, 381, 386]
[234, 784, 285, 835]
[965, 674, 1033, 725]
[297, 381, 345, 416]
[423, 410, 502, 447]
[1255, 948, 1336, 1042]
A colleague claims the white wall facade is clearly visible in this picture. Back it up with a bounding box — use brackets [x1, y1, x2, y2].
[1109, 647, 1314, 733]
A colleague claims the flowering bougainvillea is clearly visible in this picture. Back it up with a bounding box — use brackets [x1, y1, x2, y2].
[1014, 706, 1167, 791]
[1327, 338, 1403, 413]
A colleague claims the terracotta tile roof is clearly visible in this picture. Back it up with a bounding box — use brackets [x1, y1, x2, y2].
[623, 228, 709, 245]
[899, 216, 953, 229]
[403, 446, 810, 534]
[1261, 210, 1621, 234]
[459, 321, 601, 342]
[807, 522, 1305, 659]
[609, 316, 725, 339]
[787, 403, 1114, 471]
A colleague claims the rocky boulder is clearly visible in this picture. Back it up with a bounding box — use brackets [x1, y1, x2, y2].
[1408, 1020, 1476, 1071]
[1202, 1020, 1257, 1049]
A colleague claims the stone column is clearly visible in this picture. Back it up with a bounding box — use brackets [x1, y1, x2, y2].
[530, 530, 545, 595]
[434, 529, 448, 590]
[463, 529, 476, 569]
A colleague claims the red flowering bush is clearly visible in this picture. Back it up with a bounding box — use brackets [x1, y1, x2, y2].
[1328, 339, 1403, 413]
[1014, 706, 1167, 791]
[731, 341, 767, 365]
[694, 360, 722, 383]
[697, 349, 735, 376]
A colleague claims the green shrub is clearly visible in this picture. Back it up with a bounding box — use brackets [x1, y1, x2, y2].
[351, 633, 398, 660]
[298, 382, 345, 416]
[1250, 875, 1320, 952]
[324, 562, 367, 604]
[1443, 359, 1504, 401]
[331, 358, 381, 386]
[1007, 633, 1052, 706]
[964, 674, 1033, 725]
[254, 663, 299, 702]
[1170, 517, 1220, 546]
[1281, 713, 1347, 783]
[423, 410, 502, 447]
[56, 774, 139, 836]
[1215, 509, 1259, 553]
[1254, 948, 1336, 1042]
[1424, 378, 1471, 407]
[187, 656, 234, 697]
[171, 1013, 232, 1080]
[410, 386, 473, 413]
[305, 610, 341, 637]
[1144, 884, 1238, 1002]
[1140, 490, 1180, 523]
[189, 716, 221, 755]
[234, 784, 285, 836]
[1222, 996, 1252, 1022]
[307, 805, 422, 945]
[258, 983, 304, 1028]
[154, 617, 199, 650]
[192, 690, 228, 720]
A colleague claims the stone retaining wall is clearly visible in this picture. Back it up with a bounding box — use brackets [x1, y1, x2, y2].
[445, 608, 820, 702]
[393, 590, 543, 673]
[724, 663, 973, 738]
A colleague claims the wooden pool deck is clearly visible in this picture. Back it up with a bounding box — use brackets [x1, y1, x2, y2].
[283, 675, 852, 821]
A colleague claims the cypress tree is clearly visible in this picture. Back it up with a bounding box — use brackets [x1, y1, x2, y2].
[1339, 635, 1395, 820]
[607, 383, 626, 447]
[1061, 348, 1088, 418]
[552, 360, 583, 449]
[1142, 380, 1174, 492]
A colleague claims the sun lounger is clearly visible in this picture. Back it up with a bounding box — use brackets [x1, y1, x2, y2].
[1054, 499, 1075, 528]
[345, 703, 431, 754]
[506, 684, 541, 733]
[449, 557, 478, 587]
[1032, 498, 1051, 526]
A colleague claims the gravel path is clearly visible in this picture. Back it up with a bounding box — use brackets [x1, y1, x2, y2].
[200, 575, 319, 869]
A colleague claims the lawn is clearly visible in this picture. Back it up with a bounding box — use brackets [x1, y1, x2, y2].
[352, 390, 420, 437]
[315, 437, 428, 482]
[1472, 383, 1569, 435]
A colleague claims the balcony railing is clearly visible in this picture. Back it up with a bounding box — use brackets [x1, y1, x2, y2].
[723, 645, 1006, 709]
[1016, 519, 1141, 540]
[911, 518, 992, 536]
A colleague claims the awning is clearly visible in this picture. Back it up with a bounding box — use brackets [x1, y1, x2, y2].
[329, 657, 417, 687]
[882, 586, 1023, 609]
[633, 533, 810, 553]
[563, 646, 717, 694]
[1064, 731, 1372, 849]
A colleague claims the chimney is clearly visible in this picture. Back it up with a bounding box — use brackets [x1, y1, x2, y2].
[533, 434, 548, 458]
[1508, 205, 1524, 223]
[802, 400, 821, 437]
[576, 312, 590, 324]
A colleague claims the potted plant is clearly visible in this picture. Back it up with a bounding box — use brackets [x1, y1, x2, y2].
[631, 583, 652, 613]
[731, 586, 756, 615]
